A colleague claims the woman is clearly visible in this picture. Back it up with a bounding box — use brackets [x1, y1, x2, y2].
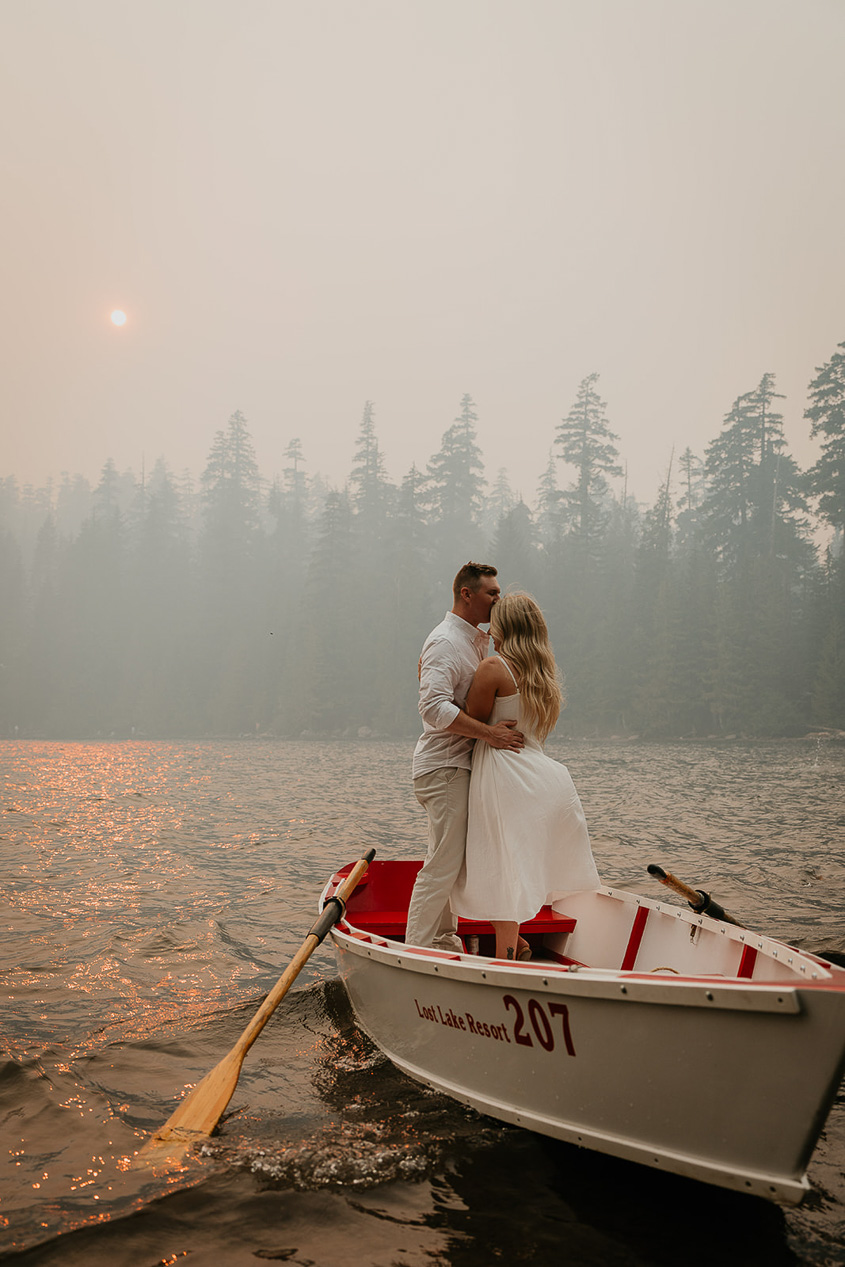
[451, 592, 600, 960]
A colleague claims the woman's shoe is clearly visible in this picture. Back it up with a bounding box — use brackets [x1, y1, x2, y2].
[517, 939, 531, 961]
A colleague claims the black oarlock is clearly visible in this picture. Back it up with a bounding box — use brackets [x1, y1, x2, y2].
[647, 861, 744, 927]
[309, 894, 346, 943]
[692, 889, 728, 922]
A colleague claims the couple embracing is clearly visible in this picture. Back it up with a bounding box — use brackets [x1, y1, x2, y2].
[406, 562, 599, 961]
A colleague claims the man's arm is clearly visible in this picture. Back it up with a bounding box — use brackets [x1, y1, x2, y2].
[444, 709, 524, 750]
[418, 639, 524, 751]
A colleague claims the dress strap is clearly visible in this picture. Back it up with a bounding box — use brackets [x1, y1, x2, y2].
[498, 656, 520, 691]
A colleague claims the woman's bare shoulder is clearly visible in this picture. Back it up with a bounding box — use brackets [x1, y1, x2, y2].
[474, 655, 511, 684]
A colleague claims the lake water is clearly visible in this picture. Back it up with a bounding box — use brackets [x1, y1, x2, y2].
[1, 737, 844, 1266]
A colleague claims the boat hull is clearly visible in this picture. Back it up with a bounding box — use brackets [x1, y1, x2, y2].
[332, 930, 845, 1203]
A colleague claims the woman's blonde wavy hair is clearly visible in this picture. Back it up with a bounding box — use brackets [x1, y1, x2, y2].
[490, 592, 564, 743]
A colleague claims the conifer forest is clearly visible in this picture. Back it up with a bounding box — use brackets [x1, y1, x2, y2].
[2, 343, 845, 741]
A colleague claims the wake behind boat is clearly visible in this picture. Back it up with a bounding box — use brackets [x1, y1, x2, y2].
[322, 858, 845, 1205]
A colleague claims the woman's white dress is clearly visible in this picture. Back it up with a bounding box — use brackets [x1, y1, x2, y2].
[451, 676, 600, 923]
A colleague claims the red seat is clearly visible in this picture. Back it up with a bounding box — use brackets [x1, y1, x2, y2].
[335, 859, 576, 940]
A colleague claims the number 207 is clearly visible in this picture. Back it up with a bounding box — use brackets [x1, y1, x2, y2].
[503, 994, 576, 1056]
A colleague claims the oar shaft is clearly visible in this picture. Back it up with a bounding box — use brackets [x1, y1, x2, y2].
[234, 849, 374, 1059]
[647, 863, 702, 907]
[647, 863, 743, 927]
[234, 936, 322, 1055]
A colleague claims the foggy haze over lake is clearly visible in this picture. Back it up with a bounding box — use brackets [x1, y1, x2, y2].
[2, 353, 845, 741]
[1, 2, 844, 742]
[1, 0, 844, 503]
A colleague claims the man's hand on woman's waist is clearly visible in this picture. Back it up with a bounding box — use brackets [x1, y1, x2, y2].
[444, 711, 524, 750]
[483, 719, 525, 750]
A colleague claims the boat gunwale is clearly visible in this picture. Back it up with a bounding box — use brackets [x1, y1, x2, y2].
[322, 873, 844, 994]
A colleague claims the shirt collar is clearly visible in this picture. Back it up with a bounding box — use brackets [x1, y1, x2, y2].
[444, 611, 490, 654]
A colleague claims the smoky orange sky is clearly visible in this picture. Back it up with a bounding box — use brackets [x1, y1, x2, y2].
[1, 0, 843, 504]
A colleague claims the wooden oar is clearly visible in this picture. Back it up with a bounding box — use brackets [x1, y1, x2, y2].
[138, 847, 376, 1164]
[647, 863, 744, 927]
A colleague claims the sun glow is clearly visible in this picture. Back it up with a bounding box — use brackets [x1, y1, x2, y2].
[110, 310, 127, 326]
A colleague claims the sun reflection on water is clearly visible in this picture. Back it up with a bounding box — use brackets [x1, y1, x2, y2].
[1, 741, 294, 1063]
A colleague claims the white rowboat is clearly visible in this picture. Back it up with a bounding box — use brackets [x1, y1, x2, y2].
[322, 859, 845, 1204]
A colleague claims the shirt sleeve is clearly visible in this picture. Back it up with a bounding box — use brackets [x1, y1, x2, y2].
[418, 638, 462, 731]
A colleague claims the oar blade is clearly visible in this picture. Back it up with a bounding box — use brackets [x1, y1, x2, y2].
[137, 1047, 245, 1165]
[136, 848, 377, 1168]
[159, 1047, 246, 1136]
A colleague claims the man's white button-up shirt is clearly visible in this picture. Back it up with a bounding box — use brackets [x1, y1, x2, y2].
[412, 611, 491, 780]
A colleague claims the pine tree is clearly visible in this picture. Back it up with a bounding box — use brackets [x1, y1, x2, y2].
[55, 473, 92, 539]
[805, 343, 845, 727]
[375, 463, 437, 733]
[425, 393, 486, 569]
[267, 440, 305, 548]
[806, 340, 845, 533]
[547, 377, 624, 730]
[395, 464, 429, 560]
[700, 392, 757, 562]
[534, 452, 567, 633]
[13, 480, 55, 574]
[750, 373, 810, 559]
[701, 378, 815, 732]
[484, 468, 515, 540]
[640, 455, 675, 561]
[555, 374, 622, 552]
[702, 375, 810, 567]
[812, 620, 845, 726]
[93, 458, 126, 521]
[264, 440, 312, 736]
[284, 437, 306, 502]
[632, 459, 684, 735]
[267, 437, 313, 575]
[200, 410, 262, 568]
[490, 500, 539, 594]
[346, 402, 398, 729]
[48, 462, 133, 735]
[810, 548, 845, 728]
[290, 490, 358, 734]
[127, 459, 195, 733]
[675, 447, 705, 552]
[197, 412, 266, 732]
[21, 514, 66, 733]
[580, 494, 640, 734]
[349, 401, 394, 530]
[535, 452, 565, 554]
[0, 502, 25, 734]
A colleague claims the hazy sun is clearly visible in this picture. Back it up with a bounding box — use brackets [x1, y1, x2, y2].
[110, 309, 127, 326]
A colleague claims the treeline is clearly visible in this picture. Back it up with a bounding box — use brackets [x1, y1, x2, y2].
[2, 344, 845, 740]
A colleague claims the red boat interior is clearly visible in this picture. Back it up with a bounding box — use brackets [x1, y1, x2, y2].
[330, 859, 577, 960]
[328, 861, 844, 981]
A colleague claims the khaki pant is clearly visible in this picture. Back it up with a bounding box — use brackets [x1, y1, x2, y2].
[405, 766, 470, 951]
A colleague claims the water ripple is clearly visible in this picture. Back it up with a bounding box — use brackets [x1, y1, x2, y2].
[2, 737, 844, 1262]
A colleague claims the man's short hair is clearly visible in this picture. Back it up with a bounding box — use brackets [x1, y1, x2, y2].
[453, 561, 498, 602]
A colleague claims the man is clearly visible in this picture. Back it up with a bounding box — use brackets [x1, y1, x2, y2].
[405, 561, 524, 951]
